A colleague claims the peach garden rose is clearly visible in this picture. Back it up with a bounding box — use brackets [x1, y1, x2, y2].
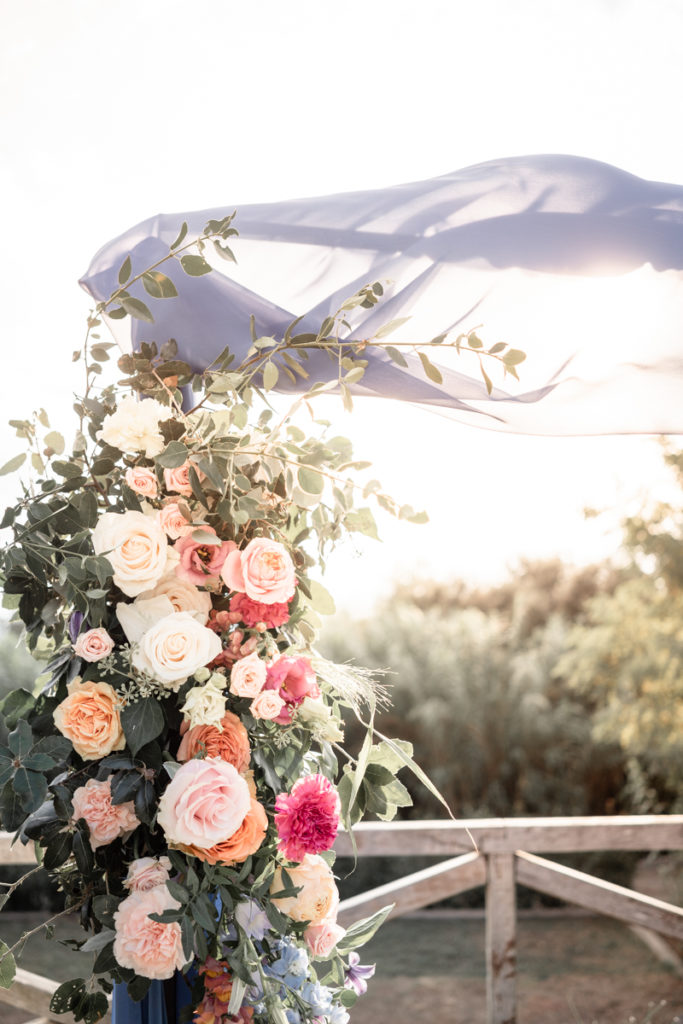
[53, 678, 125, 760]
[71, 778, 138, 850]
[271, 853, 339, 925]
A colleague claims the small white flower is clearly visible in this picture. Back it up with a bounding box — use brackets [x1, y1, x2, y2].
[297, 697, 344, 742]
[180, 675, 227, 730]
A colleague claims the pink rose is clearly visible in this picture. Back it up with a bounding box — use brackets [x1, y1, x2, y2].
[229, 652, 267, 699]
[263, 656, 320, 724]
[124, 466, 158, 498]
[71, 778, 138, 850]
[164, 461, 202, 496]
[175, 529, 236, 586]
[304, 919, 346, 957]
[113, 886, 188, 980]
[249, 690, 286, 721]
[124, 856, 172, 893]
[221, 538, 296, 605]
[73, 627, 114, 663]
[157, 757, 251, 849]
[158, 502, 193, 539]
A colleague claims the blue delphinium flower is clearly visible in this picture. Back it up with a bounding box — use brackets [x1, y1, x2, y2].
[264, 939, 310, 990]
[300, 981, 334, 1017]
[328, 1005, 351, 1024]
[285, 1010, 302, 1024]
[235, 898, 271, 941]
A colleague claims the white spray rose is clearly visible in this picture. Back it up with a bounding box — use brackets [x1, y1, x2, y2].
[97, 395, 169, 457]
[180, 675, 228, 730]
[131, 611, 222, 691]
[92, 510, 171, 598]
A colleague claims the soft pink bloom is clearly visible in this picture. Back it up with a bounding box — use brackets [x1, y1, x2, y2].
[124, 856, 172, 893]
[164, 461, 201, 496]
[249, 689, 286, 721]
[156, 757, 251, 849]
[175, 529, 236, 586]
[113, 886, 187, 980]
[304, 918, 346, 957]
[275, 774, 340, 862]
[71, 778, 138, 850]
[158, 502, 193, 539]
[73, 627, 114, 663]
[263, 656, 320, 724]
[229, 593, 291, 629]
[229, 651, 267, 699]
[124, 466, 158, 498]
[221, 538, 296, 605]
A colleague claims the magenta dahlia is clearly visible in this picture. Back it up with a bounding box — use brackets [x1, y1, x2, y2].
[274, 774, 341, 862]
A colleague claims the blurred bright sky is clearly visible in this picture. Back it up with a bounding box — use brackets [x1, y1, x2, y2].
[1, 0, 683, 612]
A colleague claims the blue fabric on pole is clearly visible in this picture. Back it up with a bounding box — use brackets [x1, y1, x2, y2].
[112, 972, 192, 1024]
[81, 154, 683, 436]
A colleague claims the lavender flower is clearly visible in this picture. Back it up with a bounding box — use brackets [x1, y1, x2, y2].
[235, 898, 270, 941]
[344, 951, 375, 996]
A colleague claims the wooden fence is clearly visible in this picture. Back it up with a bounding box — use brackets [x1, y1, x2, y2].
[2, 815, 683, 1024]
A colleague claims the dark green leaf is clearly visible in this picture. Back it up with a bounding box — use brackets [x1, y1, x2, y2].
[0, 689, 35, 729]
[49, 978, 86, 1013]
[336, 904, 394, 953]
[41, 829, 72, 870]
[92, 894, 121, 928]
[127, 974, 152, 1002]
[14, 768, 48, 811]
[120, 697, 164, 756]
[9, 721, 33, 758]
[72, 828, 94, 875]
[110, 770, 141, 805]
[134, 779, 155, 824]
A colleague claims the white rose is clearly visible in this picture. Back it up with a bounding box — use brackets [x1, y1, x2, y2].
[180, 676, 227, 730]
[97, 395, 169, 457]
[140, 576, 212, 625]
[132, 611, 222, 690]
[117, 595, 176, 644]
[92, 510, 171, 598]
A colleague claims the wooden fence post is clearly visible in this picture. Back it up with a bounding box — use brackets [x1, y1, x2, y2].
[486, 852, 517, 1024]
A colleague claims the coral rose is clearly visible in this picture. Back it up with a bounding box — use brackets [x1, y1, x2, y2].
[271, 854, 339, 926]
[229, 651, 267, 699]
[92, 509, 170, 597]
[73, 627, 114, 663]
[181, 798, 267, 866]
[71, 777, 138, 850]
[175, 529, 236, 586]
[124, 856, 172, 892]
[158, 502, 193, 539]
[132, 611, 222, 690]
[221, 538, 296, 605]
[275, 774, 340, 862]
[304, 919, 346, 958]
[157, 757, 251, 849]
[53, 678, 125, 760]
[97, 394, 168, 458]
[124, 466, 158, 498]
[176, 710, 251, 773]
[263, 656, 320, 724]
[113, 886, 188, 980]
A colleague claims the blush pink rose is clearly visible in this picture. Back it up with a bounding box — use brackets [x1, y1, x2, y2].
[175, 529, 236, 586]
[221, 538, 296, 605]
[304, 919, 346, 957]
[164, 461, 202, 497]
[263, 656, 320, 724]
[71, 778, 138, 850]
[124, 856, 172, 892]
[124, 466, 159, 498]
[158, 502, 193, 539]
[249, 690, 286, 721]
[157, 757, 251, 849]
[113, 886, 188, 979]
[73, 627, 114, 663]
[229, 651, 267, 699]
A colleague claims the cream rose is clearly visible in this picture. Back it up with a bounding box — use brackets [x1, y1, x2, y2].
[53, 678, 125, 760]
[73, 627, 114, 663]
[92, 510, 170, 598]
[157, 757, 250, 849]
[229, 651, 267, 699]
[141, 575, 212, 625]
[132, 611, 222, 689]
[97, 395, 168, 458]
[271, 854, 339, 925]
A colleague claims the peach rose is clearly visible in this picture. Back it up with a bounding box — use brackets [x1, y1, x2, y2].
[157, 757, 251, 849]
[229, 652, 267, 699]
[221, 538, 296, 605]
[141, 576, 212, 624]
[113, 886, 188, 980]
[71, 777, 138, 850]
[92, 509, 170, 597]
[180, 798, 268, 866]
[304, 918, 346, 957]
[164, 461, 203, 497]
[249, 690, 286, 721]
[124, 856, 172, 892]
[176, 710, 251, 773]
[53, 678, 125, 760]
[271, 854, 339, 925]
[132, 611, 223, 690]
[124, 466, 159, 498]
[73, 627, 114, 663]
[158, 502, 193, 539]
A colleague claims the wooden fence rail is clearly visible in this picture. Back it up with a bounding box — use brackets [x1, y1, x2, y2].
[2, 815, 683, 1024]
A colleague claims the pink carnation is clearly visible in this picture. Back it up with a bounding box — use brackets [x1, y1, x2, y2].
[229, 592, 291, 629]
[71, 777, 138, 850]
[274, 774, 340, 862]
[113, 886, 187, 980]
[263, 656, 320, 724]
[175, 529, 236, 586]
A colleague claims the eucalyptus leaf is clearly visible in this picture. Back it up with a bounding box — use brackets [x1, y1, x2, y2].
[0, 453, 26, 476]
[180, 254, 212, 277]
[0, 940, 16, 989]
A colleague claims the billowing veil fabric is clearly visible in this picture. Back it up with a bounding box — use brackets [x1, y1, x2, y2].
[81, 154, 683, 436]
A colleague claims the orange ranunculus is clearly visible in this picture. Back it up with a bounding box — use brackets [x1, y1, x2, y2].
[181, 798, 268, 866]
[176, 710, 251, 773]
[53, 678, 125, 760]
